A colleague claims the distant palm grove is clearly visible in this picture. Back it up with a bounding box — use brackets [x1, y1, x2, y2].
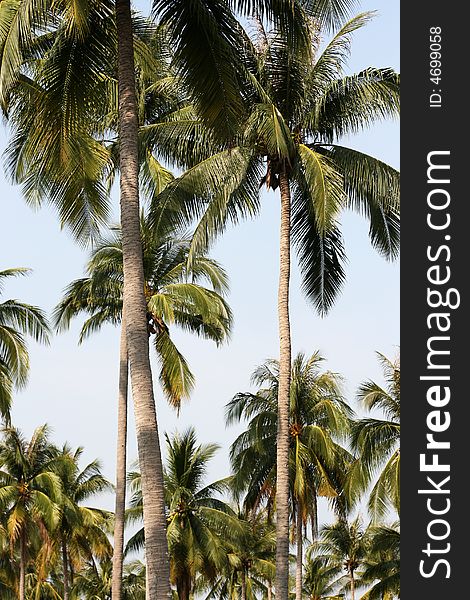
[0, 0, 399, 599]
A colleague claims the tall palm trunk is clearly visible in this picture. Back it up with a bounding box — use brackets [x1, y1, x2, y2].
[295, 507, 303, 600]
[62, 539, 70, 600]
[115, 1, 170, 598]
[111, 319, 128, 600]
[240, 568, 247, 600]
[19, 528, 26, 600]
[349, 570, 355, 600]
[275, 170, 292, 600]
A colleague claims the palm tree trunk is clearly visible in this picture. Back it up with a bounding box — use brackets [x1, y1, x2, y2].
[19, 528, 26, 600]
[62, 539, 70, 600]
[267, 580, 272, 600]
[111, 319, 128, 600]
[240, 568, 247, 600]
[115, 1, 170, 598]
[295, 508, 303, 600]
[349, 570, 355, 600]
[275, 170, 292, 600]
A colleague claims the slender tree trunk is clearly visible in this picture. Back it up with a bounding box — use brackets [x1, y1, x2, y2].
[240, 568, 247, 600]
[19, 528, 26, 600]
[115, 1, 170, 598]
[111, 318, 128, 600]
[349, 570, 355, 600]
[62, 539, 70, 600]
[275, 170, 292, 600]
[295, 508, 303, 600]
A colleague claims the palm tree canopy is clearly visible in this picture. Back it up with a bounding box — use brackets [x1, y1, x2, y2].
[53, 214, 232, 410]
[150, 11, 399, 314]
[127, 428, 243, 595]
[0, 268, 50, 419]
[350, 352, 400, 520]
[0, 425, 62, 548]
[360, 523, 399, 600]
[227, 352, 354, 529]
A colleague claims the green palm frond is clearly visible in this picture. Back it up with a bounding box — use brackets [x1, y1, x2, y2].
[310, 67, 399, 143]
[153, 0, 247, 136]
[318, 145, 399, 258]
[0, 270, 50, 419]
[310, 12, 375, 91]
[290, 170, 346, 314]
[154, 329, 195, 410]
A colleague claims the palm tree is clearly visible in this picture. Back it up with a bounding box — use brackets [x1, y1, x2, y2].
[0, 425, 62, 600]
[53, 445, 113, 600]
[152, 14, 399, 597]
[53, 214, 231, 598]
[227, 352, 353, 600]
[302, 555, 343, 600]
[71, 557, 146, 600]
[197, 508, 276, 600]
[350, 353, 400, 521]
[114, 0, 175, 591]
[54, 218, 231, 408]
[127, 428, 241, 600]
[0, 4, 177, 595]
[359, 524, 399, 600]
[315, 518, 368, 600]
[0, 268, 50, 420]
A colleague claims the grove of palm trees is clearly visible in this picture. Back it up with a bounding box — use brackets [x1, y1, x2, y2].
[0, 0, 399, 599]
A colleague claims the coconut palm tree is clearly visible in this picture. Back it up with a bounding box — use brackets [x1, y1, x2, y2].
[71, 557, 146, 600]
[315, 518, 368, 600]
[54, 214, 231, 597]
[54, 217, 231, 408]
[350, 353, 400, 521]
[227, 352, 354, 600]
[0, 425, 62, 600]
[302, 555, 343, 600]
[126, 428, 242, 600]
[197, 508, 276, 600]
[359, 523, 399, 600]
[52, 445, 113, 600]
[0, 268, 50, 420]
[151, 14, 399, 597]
[0, 4, 178, 595]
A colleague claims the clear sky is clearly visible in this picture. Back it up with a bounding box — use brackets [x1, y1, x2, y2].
[0, 0, 399, 522]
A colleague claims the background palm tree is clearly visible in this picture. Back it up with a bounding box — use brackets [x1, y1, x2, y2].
[302, 555, 343, 600]
[227, 352, 353, 600]
[53, 214, 232, 597]
[71, 557, 147, 599]
[198, 508, 276, 600]
[52, 444, 113, 600]
[54, 217, 232, 409]
[127, 428, 242, 600]
[151, 15, 399, 596]
[350, 353, 400, 521]
[0, 425, 61, 600]
[0, 268, 50, 420]
[359, 523, 399, 600]
[314, 518, 368, 600]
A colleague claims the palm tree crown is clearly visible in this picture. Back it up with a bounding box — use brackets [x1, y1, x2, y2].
[127, 428, 241, 600]
[350, 352, 400, 520]
[0, 268, 50, 420]
[53, 215, 232, 410]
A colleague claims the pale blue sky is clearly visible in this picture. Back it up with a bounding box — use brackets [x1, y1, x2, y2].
[0, 0, 399, 520]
